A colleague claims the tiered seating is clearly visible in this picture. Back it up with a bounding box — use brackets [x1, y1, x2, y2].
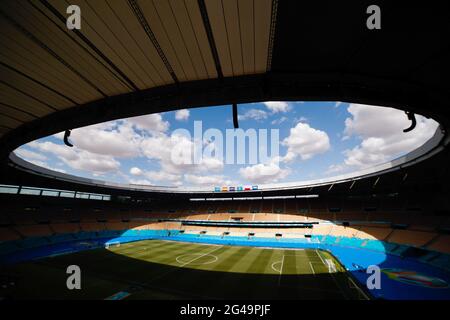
[261, 199, 273, 213]
[193, 201, 207, 214]
[79, 222, 105, 232]
[281, 228, 309, 237]
[15, 224, 53, 237]
[380, 197, 404, 212]
[427, 235, 450, 254]
[186, 214, 210, 220]
[249, 200, 261, 213]
[145, 212, 172, 219]
[343, 198, 362, 212]
[309, 198, 327, 213]
[119, 209, 131, 221]
[47, 210, 69, 224]
[228, 213, 253, 221]
[356, 226, 392, 240]
[79, 211, 97, 222]
[0, 213, 13, 226]
[331, 225, 360, 238]
[253, 213, 278, 221]
[208, 213, 230, 221]
[1, 196, 449, 262]
[307, 212, 330, 222]
[10, 212, 35, 225]
[227, 201, 240, 213]
[366, 211, 395, 222]
[106, 211, 122, 222]
[0, 227, 21, 241]
[181, 225, 199, 234]
[272, 199, 285, 213]
[165, 222, 182, 229]
[296, 198, 309, 213]
[285, 198, 298, 214]
[327, 198, 342, 212]
[279, 213, 307, 222]
[66, 208, 80, 222]
[311, 225, 333, 236]
[128, 210, 151, 220]
[237, 201, 251, 213]
[204, 202, 218, 214]
[335, 212, 363, 221]
[51, 223, 80, 234]
[363, 198, 381, 211]
[106, 221, 128, 231]
[387, 230, 438, 247]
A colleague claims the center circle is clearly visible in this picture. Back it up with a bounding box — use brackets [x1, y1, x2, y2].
[176, 253, 218, 265]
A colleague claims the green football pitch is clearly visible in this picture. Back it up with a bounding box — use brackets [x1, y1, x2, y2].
[0, 240, 370, 300]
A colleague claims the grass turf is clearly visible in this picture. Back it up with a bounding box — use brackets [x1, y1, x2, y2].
[0, 240, 369, 300]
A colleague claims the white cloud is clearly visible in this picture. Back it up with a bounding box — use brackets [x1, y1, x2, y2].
[263, 101, 291, 113]
[59, 121, 141, 158]
[239, 101, 293, 122]
[342, 103, 439, 169]
[144, 170, 182, 184]
[282, 122, 330, 161]
[27, 141, 120, 174]
[175, 109, 190, 121]
[293, 116, 308, 123]
[271, 116, 288, 125]
[325, 164, 348, 175]
[128, 178, 152, 186]
[239, 163, 290, 184]
[138, 132, 225, 186]
[14, 148, 47, 161]
[184, 174, 230, 186]
[199, 157, 223, 171]
[141, 132, 223, 172]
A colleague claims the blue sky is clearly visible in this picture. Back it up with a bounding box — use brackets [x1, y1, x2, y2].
[14, 101, 438, 188]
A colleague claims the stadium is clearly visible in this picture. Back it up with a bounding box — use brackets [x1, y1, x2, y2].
[0, 0, 449, 303]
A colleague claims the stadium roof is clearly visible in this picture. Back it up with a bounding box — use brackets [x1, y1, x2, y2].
[1, 1, 450, 197]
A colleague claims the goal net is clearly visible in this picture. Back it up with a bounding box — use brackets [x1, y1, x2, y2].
[105, 241, 121, 249]
[325, 259, 337, 273]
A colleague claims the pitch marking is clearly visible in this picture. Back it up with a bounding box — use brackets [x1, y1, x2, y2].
[309, 261, 316, 275]
[271, 261, 282, 273]
[176, 253, 218, 265]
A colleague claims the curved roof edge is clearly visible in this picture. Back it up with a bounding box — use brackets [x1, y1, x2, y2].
[9, 125, 447, 195]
